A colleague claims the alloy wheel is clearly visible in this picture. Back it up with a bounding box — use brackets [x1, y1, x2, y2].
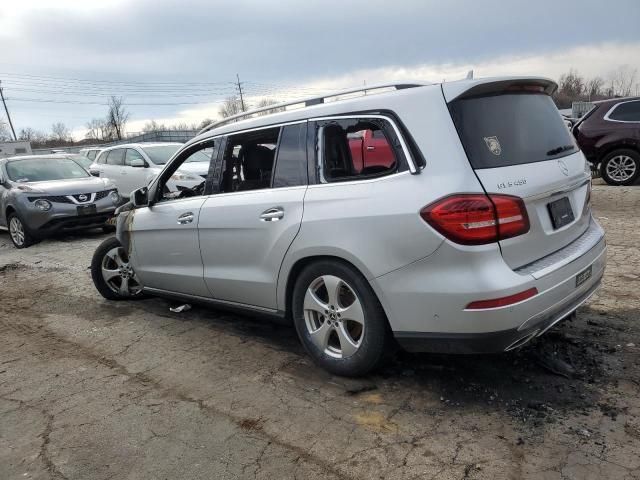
[303, 275, 365, 359]
[101, 247, 143, 297]
[9, 217, 25, 247]
[606, 155, 637, 182]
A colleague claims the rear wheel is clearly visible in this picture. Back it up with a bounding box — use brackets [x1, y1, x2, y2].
[600, 149, 640, 186]
[292, 260, 389, 377]
[91, 237, 145, 300]
[8, 213, 36, 249]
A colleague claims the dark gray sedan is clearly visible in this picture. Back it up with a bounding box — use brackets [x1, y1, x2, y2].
[0, 155, 120, 248]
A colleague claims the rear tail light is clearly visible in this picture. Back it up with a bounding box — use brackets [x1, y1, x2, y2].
[420, 193, 529, 245]
[466, 287, 538, 310]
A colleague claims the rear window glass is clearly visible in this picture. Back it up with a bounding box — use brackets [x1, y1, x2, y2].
[449, 93, 578, 169]
[608, 100, 640, 122]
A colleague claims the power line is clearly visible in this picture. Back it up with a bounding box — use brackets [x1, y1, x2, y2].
[5, 97, 229, 106]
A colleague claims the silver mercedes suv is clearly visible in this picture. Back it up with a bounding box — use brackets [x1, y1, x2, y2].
[91, 76, 606, 376]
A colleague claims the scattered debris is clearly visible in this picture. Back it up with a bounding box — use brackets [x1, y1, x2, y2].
[169, 304, 192, 313]
[534, 353, 576, 378]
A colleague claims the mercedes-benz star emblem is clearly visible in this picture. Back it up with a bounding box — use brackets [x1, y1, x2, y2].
[557, 160, 569, 176]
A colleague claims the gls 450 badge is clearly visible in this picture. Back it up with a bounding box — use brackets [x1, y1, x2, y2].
[497, 178, 527, 190]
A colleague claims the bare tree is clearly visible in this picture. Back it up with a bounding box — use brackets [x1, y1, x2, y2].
[198, 118, 213, 130]
[0, 122, 11, 141]
[219, 96, 243, 118]
[585, 77, 605, 100]
[254, 98, 284, 116]
[610, 65, 638, 97]
[18, 127, 46, 142]
[51, 122, 71, 142]
[106, 96, 130, 140]
[85, 118, 108, 140]
[142, 120, 166, 133]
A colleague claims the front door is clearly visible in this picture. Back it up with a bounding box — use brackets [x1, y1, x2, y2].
[129, 139, 219, 297]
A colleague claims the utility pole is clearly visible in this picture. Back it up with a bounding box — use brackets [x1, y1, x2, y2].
[0, 81, 17, 141]
[236, 74, 246, 112]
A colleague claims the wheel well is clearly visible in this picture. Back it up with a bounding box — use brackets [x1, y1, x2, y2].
[5, 205, 15, 220]
[598, 144, 640, 164]
[284, 255, 375, 320]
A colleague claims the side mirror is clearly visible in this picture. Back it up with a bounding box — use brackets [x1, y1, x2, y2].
[130, 158, 146, 168]
[131, 187, 149, 207]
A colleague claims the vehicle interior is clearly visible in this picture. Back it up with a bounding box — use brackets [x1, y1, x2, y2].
[323, 120, 396, 181]
[220, 127, 279, 193]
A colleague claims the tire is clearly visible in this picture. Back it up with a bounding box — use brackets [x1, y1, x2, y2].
[91, 236, 145, 301]
[600, 149, 640, 186]
[292, 260, 389, 377]
[7, 213, 36, 249]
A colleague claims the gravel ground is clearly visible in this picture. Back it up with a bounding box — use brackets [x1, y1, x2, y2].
[0, 180, 639, 479]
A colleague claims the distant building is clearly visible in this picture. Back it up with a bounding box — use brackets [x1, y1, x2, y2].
[0, 141, 32, 159]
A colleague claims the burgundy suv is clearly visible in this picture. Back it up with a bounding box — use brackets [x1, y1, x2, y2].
[573, 97, 640, 186]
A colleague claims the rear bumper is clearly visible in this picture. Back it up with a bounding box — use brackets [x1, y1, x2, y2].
[395, 274, 602, 353]
[373, 216, 606, 353]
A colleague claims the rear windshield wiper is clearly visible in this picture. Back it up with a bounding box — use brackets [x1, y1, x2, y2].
[546, 145, 575, 156]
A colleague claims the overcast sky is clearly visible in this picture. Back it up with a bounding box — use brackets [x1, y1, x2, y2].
[1, 0, 639, 139]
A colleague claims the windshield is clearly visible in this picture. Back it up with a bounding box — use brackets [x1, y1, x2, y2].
[6, 158, 91, 182]
[449, 93, 578, 169]
[70, 155, 93, 169]
[140, 145, 181, 165]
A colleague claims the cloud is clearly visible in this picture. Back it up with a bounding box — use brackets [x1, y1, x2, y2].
[0, 0, 638, 138]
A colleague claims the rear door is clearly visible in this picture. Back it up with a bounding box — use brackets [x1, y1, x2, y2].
[446, 81, 591, 269]
[121, 148, 148, 197]
[198, 122, 308, 310]
[102, 149, 126, 189]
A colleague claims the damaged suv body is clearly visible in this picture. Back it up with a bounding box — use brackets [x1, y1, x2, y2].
[91, 77, 606, 376]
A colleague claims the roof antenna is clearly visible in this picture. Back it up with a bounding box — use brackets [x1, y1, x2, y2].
[466, 70, 474, 80]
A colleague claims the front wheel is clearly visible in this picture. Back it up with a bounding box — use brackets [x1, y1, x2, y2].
[292, 260, 389, 377]
[91, 237, 145, 300]
[600, 149, 640, 186]
[8, 213, 36, 249]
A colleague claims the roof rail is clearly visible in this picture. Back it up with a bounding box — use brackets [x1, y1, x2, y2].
[197, 82, 426, 135]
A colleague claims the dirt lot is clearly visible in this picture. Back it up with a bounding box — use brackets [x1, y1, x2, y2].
[0, 180, 639, 480]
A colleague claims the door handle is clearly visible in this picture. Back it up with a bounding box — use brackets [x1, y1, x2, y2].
[177, 212, 194, 224]
[260, 207, 284, 222]
[366, 146, 376, 151]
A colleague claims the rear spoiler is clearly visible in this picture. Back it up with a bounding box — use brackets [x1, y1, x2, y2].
[441, 77, 557, 103]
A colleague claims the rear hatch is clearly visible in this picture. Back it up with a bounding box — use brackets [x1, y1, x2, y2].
[445, 79, 591, 269]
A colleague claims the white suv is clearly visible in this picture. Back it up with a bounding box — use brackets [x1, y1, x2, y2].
[91, 77, 606, 376]
[89, 143, 209, 199]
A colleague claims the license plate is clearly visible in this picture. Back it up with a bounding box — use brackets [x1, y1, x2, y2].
[576, 266, 592, 287]
[77, 204, 97, 216]
[547, 197, 574, 229]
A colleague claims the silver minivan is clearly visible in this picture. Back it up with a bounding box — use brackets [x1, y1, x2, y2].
[91, 77, 606, 376]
